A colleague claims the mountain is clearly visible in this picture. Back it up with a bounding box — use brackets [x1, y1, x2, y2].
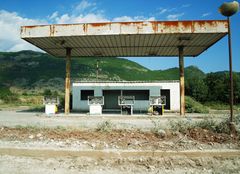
[0, 50, 206, 83]
[0, 50, 239, 104]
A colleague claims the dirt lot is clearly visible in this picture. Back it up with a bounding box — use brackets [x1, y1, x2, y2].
[0, 127, 238, 150]
[0, 111, 239, 173]
[0, 126, 239, 174]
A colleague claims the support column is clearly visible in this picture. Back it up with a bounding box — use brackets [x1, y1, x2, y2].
[179, 46, 185, 116]
[65, 48, 71, 115]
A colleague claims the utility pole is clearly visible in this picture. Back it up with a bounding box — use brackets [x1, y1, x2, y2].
[219, 1, 239, 134]
[96, 59, 99, 80]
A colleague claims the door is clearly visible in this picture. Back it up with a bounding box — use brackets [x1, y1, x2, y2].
[103, 90, 121, 109]
[161, 89, 170, 110]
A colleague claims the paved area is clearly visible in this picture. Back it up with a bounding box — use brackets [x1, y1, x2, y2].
[0, 111, 226, 130]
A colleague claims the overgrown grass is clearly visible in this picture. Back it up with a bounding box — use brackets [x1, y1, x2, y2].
[205, 101, 240, 111]
[185, 96, 209, 113]
[0, 86, 18, 103]
[15, 125, 40, 133]
[96, 121, 114, 132]
[169, 114, 240, 135]
[150, 119, 163, 133]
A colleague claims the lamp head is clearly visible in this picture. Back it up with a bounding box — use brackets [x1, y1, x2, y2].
[219, 1, 239, 17]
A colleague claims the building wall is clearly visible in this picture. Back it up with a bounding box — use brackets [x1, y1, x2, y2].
[72, 81, 180, 112]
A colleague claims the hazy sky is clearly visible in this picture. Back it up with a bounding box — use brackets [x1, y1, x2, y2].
[0, 0, 239, 72]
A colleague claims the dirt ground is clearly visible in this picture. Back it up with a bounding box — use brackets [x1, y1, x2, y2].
[0, 126, 239, 174]
[0, 127, 238, 150]
[1, 155, 240, 174]
[0, 110, 239, 173]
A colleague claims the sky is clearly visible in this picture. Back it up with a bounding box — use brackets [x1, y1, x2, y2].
[0, 0, 239, 72]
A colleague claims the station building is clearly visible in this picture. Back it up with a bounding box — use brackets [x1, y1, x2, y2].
[72, 81, 180, 113]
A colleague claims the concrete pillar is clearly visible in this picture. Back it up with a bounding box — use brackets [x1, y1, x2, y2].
[65, 48, 71, 115]
[179, 46, 185, 115]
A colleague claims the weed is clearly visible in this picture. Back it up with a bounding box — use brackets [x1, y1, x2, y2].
[169, 115, 240, 135]
[169, 120, 193, 134]
[96, 121, 114, 132]
[185, 96, 209, 113]
[56, 125, 67, 131]
[150, 119, 166, 137]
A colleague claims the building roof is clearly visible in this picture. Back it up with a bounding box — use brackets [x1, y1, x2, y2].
[21, 20, 228, 57]
[73, 81, 179, 87]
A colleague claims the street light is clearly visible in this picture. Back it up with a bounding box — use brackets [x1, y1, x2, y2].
[219, 1, 239, 133]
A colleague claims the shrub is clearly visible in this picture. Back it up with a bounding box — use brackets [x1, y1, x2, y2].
[96, 121, 114, 132]
[0, 86, 18, 103]
[185, 96, 209, 113]
[170, 115, 240, 135]
[43, 89, 52, 96]
[169, 120, 193, 133]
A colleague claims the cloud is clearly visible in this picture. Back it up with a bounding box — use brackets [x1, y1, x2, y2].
[0, 10, 47, 52]
[48, 0, 108, 24]
[202, 12, 211, 17]
[166, 13, 184, 21]
[48, 11, 58, 20]
[74, 0, 97, 14]
[156, 7, 177, 16]
[113, 16, 155, 22]
[55, 13, 109, 24]
[0, 0, 155, 52]
[158, 8, 168, 15]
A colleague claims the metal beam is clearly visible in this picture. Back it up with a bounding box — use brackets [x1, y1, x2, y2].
[65, 48, 71, 115]
[179, 46, 185, 115]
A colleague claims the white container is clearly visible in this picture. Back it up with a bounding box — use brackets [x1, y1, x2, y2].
[45, 104, 57, 115]
[89, 105, 102, 115]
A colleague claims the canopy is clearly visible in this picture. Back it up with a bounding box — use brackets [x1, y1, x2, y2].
[21, 20, 228, 57]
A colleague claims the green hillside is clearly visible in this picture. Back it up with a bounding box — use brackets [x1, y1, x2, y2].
[0, 50, 239, 104]
[0, 50, 185, 89]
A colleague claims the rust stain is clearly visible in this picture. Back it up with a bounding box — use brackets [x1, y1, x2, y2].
[90, 22, 110, 27]
[195, 21, 218, 29]
[120, 21, 143, 26]
[50, 25, 55, 36]
[24, 26, 37, 29]
[224, 23, 228, 29]
[163, 21, 179, 27]
[181, 21, 192, 28]
[83, 24, 88, 33]
[150, 21, 158, 33]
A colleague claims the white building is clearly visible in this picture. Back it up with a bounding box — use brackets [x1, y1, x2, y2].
[72, 81, 180, 113]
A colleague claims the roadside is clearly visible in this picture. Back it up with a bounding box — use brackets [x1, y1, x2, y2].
[0, 126, 239, 174]
[0, 110, 239, 173]
[0, 110, 230, 130]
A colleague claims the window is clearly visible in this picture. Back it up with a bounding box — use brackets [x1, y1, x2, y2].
[122, 90, 149, 100]
[81, 90, 94, 100]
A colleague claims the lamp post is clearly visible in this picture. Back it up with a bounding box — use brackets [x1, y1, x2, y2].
[219, 1, 239, 133]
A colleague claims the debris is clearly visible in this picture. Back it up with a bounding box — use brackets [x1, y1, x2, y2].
[29, 135, 34, 139]
[36, 133, 42, 138]
[156, 129, 166, 138]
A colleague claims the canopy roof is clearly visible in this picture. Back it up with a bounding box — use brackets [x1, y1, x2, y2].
[21, 20, 228, 57]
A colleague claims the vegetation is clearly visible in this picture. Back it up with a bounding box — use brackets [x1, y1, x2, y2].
[185, 96, 209, 113]
[96, 121, 114, 132]
[0, 50, 240, 110]
[170, 114, 240, 134]
[0, 86, 18, 103]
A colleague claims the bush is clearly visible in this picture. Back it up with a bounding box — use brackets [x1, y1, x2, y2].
[96, 121, 114, 132]
[169, 120, 193, 134]
[43, 89, 52, 96]
[185, 96, 209, 113]
[0, 86, 18, 103]
[170, 115, 240, 135]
